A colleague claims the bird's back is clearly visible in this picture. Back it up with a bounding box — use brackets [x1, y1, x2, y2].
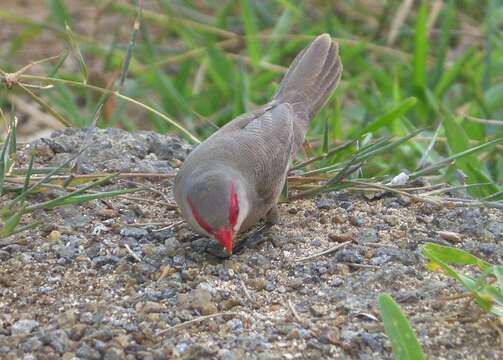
[176, 103, 295, 230]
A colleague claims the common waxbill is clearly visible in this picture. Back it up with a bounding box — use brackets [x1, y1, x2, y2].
[175, 34, 342, 254]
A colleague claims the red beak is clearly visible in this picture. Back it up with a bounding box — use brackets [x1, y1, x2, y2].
[214, 227, 234, 254]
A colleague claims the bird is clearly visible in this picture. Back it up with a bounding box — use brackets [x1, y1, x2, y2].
[174, 33, 342, 255]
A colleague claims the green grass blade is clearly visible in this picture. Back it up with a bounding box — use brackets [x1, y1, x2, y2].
[410, 137, 503, 178]
[412, 0, 429, 93]
[434, 48, 476, 97]
[378, 293, 424, 360]
[0, 130, 11, 195]
[1, 204, 26, 238]
[264, 6, 296, 61]
[326, 160, 363, 187]
[417, 121, 442, 169]
[25, 173, 119, 212]
[485, 82, 503, 114]
[422, 243, 495, 312]
[494, 266, 503, 294]
[322, 116, 329, 154]
[32, 187, 143, 210]
[356, 128, 424, 163]
[22, 150, 35, 194]
[482, 286, 503, 316]
[443, 115, 497, 196]
[6, 114, 16, 174]
[431, 0, 455, 86]
[206, 45, 237, 98]
[240, 0, 261, 65]
[8, 26, 43, 56]
[47, 50, 69, 77]
[65, 22, 88, 83]
[304, 130, 422, 178]
[8, 145, 90, 207]
[422, 243, 491, 270]
[356, 97, 417, 137]
[118, 1, 142, 91]
[9, 220, 43, 236]
[292, 140, 356, 172]
[287, 179, 353, 201]
[47, 0, 70, 28]
[482, 190, 503, 201]
[482, 0, 496, 91]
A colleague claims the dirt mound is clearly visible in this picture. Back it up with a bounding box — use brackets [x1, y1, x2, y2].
[1, 129, 501, 359]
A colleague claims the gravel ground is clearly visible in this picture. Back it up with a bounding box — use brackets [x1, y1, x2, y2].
[1, 128, 502, 360]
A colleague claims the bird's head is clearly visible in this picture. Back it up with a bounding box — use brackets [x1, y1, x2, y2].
[185, 172, 248, 254]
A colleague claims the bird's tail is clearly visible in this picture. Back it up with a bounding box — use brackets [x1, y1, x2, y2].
[273, 34, 342, 125]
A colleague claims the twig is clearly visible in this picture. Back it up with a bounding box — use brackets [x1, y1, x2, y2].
[120, 195, 176, 208]
[239, 277, 256, 306]
[322, 135, 503, 151]
[152, 220, 184, 232]
[10, 172, 176, 180]
[1, 54, 61, 87]
[157, 312, 243, 335]
[287, 175, 330, 182]
[361, 242, 400, 249]
[346, 179, 442, 205]
[126, 221, 173, 227]
[121, 179, 172, 203]
[3, 179, 173, 207]
[124, 243, 142, 262]
[439, 198, 503, 210]
[309, 316, 340, 322]
[294, 240, 352, 262]
[342, 262, 379, 269]
[465, 115, 503, 126]
[437, 292, 473, 303]
[288, 300, 303, 323]
[421, 183, 492, 196]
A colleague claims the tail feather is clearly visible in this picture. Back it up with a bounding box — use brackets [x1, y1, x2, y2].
[273, 34, 342, 123]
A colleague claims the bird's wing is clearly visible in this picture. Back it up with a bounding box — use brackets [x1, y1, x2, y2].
[211, 104, 273, 135]
[181, 103, 295, 206]
[239, 103, 295, 202]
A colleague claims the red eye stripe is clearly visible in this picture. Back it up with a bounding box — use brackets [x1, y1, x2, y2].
[229, 183, 239, 226]
[188, 199, 214, 235]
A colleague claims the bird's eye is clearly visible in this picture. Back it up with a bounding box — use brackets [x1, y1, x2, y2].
[229, 183, 239, 226]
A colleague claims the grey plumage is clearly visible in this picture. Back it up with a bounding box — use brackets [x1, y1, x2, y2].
[174, 34, 342, 253]
[273, 34, 342, 150]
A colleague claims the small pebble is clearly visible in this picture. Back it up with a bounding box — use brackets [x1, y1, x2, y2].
[328, 232, 354, 243]
[349, 215, 365, 227]
[164, 237, 180, 257]
[11, 319, 39, 335]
